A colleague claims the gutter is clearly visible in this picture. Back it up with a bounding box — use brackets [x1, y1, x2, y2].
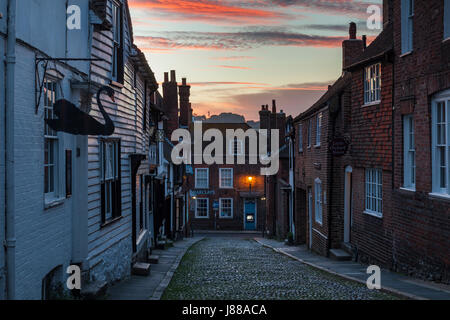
[5, 0, 16, 300]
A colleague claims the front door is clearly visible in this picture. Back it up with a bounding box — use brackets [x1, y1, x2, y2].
[344, 166, 353, 243]
[244, 199, 257, 230]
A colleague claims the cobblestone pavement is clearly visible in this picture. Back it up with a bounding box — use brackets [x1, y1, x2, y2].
[162, 238, 399, 300]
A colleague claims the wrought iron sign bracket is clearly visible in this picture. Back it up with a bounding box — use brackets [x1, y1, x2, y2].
[35, 56, 104, 114]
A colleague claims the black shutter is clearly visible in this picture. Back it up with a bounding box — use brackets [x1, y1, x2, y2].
[115, 140, 122, 217]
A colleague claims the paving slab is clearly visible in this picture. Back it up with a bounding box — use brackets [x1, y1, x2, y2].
[106, 237, 203, 300]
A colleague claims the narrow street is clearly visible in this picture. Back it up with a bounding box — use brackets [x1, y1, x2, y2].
[161, 236, 397, 300]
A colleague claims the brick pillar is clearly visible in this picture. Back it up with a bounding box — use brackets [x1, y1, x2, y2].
[163, 70, 179, 137]
[179, 78, 191, 128]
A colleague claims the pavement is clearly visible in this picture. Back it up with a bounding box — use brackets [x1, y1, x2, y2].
[255, 237, 450, 300]
[106, 237, 203, 300]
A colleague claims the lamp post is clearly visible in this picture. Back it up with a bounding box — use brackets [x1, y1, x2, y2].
[247, 176, 254, 194]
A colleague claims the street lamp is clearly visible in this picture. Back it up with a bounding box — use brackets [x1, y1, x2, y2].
[247, 176, 254, 193]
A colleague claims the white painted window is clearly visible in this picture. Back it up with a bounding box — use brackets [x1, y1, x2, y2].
[111, 0, 122, 81]
[100, 139, 120, 222]
[307, 119, 312, 148]
[364, 63, 381, 104]
[195, 198, 209, 218]
[316, 113, 322, 146]
[219, 168, 233, 188]
[432, 91, 450, 195]
[229, 138, 243, 156]
[314, 178, 323, 224]
[445, 0, 450, 40]
[44, 79, 59, 200]
[401, 0, 414, 54]
[365, 169, 383, 217]
[403, 115, 416, 189]
[195, 168, 209, 189]
[219, 198, 233, 218]
[298, 124, 303, 152]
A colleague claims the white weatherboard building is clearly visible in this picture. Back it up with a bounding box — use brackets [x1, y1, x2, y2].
[0, 0, 158, 299]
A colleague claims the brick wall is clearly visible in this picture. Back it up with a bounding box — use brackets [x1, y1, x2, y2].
[391, 0, 450, 282]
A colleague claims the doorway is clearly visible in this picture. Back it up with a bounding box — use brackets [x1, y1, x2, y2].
[244, 199, 257, 230]
[308, 187, 312, 249]
[344, 166, 353, 243]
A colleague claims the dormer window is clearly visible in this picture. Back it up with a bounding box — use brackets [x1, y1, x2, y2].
[364, 63, 381, 104]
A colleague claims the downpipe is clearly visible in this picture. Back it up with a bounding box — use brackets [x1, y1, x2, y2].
[5, 0, 16, 300]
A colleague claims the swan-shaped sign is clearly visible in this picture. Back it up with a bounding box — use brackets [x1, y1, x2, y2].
[45, 86, 115, 136]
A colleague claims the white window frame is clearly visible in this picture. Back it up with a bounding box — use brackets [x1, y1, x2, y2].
[315, 113, 322, 147]
[219, 168, 233, 188]
[431, 90, 450, 196]
[314, 178, 323, 224]
[298, 123, 303, 153]
[44, 78, 60, 202]
[364, 63, 381, 104]
[445, 0, 450, 41]
[403, 115, 416, 190]
[401, 0, 414, 54]
[195, 198, 209, 219]
[111, 0, 121, 81]
[195, 168, 209, 189]
[229, 139, 243, 156]
[219, 198, 233, 219]
[365, 168, 383, 218]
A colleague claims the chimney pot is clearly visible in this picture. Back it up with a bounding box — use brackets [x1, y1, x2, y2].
[362, 35, 367, 49]
[272, 100, 277, 114]
[349, 22, 357, 40]
[170, 70, 176, 82]
[164, 72, 169, 83]
[182, 78, 187, 86]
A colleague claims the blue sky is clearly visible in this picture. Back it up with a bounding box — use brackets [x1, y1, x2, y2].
[129, 0, 382, 120]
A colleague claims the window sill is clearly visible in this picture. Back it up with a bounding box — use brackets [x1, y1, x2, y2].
[110, 80, 124, 89]
[314, 144, 321, 149]
[399, 51, 413, 58]
[363, 210, 383, 219]
[362, 101, 381, 108]
[443, 37, 450, 44]
[219, 216, 233, 219]
[315, 220, 323, 226]
[194, 216, 209, 219]
[399, 187, 416, 193]
[100, 215, 123, 229]
[219, 187, 234, 190]
[428, 192, 450, 202]
[44, 197, 66, 210]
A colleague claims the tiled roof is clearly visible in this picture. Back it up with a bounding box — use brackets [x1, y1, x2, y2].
[294, 72, 352, 122]
[344, 23, 393, 71]
[131, 45, 159, 92]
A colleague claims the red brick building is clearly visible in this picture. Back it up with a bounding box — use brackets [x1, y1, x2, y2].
[187, 122, 265, 231]
[389, 0, 450, 282]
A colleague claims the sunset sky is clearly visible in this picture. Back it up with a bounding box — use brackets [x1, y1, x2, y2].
[129, 0, 382, 121]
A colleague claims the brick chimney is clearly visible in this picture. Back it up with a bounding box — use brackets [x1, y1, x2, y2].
[383, 0, 393, 27]
[342, 22, 364, 70]
[163, 70, 179, 137]
[179, 77, 191, 128]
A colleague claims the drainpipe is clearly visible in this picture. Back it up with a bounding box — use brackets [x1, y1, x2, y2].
[5, 0, 16, 300]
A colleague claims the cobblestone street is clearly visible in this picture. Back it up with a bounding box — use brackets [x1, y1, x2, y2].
[162, 237, 398, 300]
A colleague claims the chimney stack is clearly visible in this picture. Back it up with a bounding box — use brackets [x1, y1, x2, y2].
[272, 100, 277, 114]
[163, 70, 179, 137]
[342, 22, 364, 70]
[179, 77, 191, 128]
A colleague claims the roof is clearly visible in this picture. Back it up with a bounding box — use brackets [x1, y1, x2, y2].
[294, 72, 352, 122]
[344, 23, 393, 71]
[131, 45, 159, 92]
